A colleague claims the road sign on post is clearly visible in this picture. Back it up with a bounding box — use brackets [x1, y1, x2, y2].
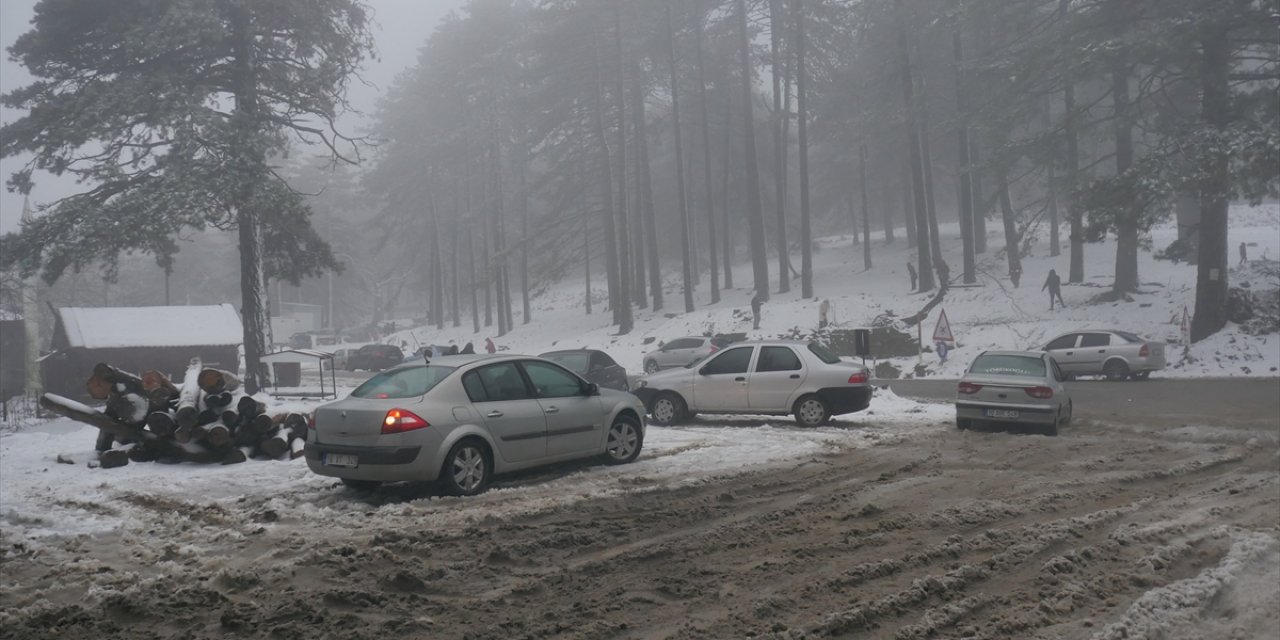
[933, 309, 955, 345]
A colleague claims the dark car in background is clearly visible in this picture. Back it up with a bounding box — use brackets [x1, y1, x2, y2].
[539, 349, 630, 391]
[345, 344, 404, 371]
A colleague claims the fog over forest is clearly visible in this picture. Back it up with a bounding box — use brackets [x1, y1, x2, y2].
[0, 0, 1275, 393]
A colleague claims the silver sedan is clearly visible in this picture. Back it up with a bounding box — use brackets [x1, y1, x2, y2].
[955, 350, 1072, 436]
[1041, 329, 1166, 381]
[305, 354, 646, 496]
[633, 341, 872, 428]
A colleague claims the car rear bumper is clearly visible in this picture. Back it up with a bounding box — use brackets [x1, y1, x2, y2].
[818, 386, 873, 415]
[305, 441, 434, 482]
[955, 401, 1057, 425]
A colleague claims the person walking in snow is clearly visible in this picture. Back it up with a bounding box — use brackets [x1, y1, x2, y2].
[750, 293, 763, 330]
[460, 342, 475, 354]
[1043, 268, 1066, 310]
[818, 299, 831, 329]
[907, 261, 918, 292]
[485, 337, 496, 354]
[1239, 241, 1248, 266]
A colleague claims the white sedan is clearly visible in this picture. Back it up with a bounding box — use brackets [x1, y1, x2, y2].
[632, 341, 873, 428]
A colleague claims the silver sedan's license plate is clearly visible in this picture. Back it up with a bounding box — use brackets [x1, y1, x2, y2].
[325, 453, 358, 467]
[985, 409, 1019, 418]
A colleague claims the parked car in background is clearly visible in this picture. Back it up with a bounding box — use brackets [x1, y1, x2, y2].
[955, 350, 1072, 436]
[539, 349, 630, 391]
[1041, 330, 1166, 381]
[633, 341, 872, 428]
[345, 344, 404, 371]
[306, 354, 646, 495]
[642, 336, 732, 374]
[331, 347, 352, 371]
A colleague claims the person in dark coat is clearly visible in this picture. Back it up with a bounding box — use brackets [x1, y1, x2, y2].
[485, 337, 496, 354]
[1239, 241, 1248, 266]
[1042, 268, 1066, 309]
[907, 261, 918, 291]
[460, 342, 475, 354]
[447, 344, 459, 355]
[750, 293, 763, 330]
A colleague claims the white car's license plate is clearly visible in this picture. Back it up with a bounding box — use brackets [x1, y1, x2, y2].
[325, 453, 358, 467]
[985, 409, 1019, 418]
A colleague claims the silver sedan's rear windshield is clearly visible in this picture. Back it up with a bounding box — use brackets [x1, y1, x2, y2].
[1112, 331, 1143, 343]
[969, 355, 1045, 378]
[807, 343, 842, 364]
[351, 365, 456, 399]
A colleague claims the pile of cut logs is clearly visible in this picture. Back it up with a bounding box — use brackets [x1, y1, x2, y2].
[40, 358, 310, 469]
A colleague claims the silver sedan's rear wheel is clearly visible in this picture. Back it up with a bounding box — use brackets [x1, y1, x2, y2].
[439, 439, 491, 496]
[794, 395, 832, 428]
[1103, 359, 1130, 381]
[603, 414, 643, 465]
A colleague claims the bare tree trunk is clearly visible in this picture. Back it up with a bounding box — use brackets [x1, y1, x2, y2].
[584, 217, 592, 315]
[1191, 20, 1230, 341]
[769, 0, 790, 294]
[628, 65, 649, 308]
[667, 4, 695, 313]
[895, 0, 934, 292]
[859, 143, 873, 270]
[792, 0, 812, 298]
[901, 156, 917, 248]
[736, 0, 772, 301]
[229, 3, 267, 394]
[720, 84, 735, 289]
[634, 68, 663, 311]
[1111, 51, 1139, 294]
[998, 172, 1023, 287]
[590, 28, 622, 325]
[971, 138, 988, 254]
[952, 10, 976, 284]
[489, 131, 508, 338]
[692, 6, 720, 304]
[467, 223, 479, 333]
[451, 181, 461, 327]
[1063, 83, 1082, 282]
[519, 143, 531, 323]
[613, 7, 633, 333]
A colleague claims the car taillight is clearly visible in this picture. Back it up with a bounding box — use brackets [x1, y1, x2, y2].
[1139, 344, 1149, 357]
[709, 345, 720, 353]
[307, 413, 316, 429]
[1024, 386, 1053, 399]
[958, 381, 982, 394]
[847, 372, 868, 384]
[381, 409, 430, 434]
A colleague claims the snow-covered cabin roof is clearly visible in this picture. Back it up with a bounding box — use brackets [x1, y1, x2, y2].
[58, 304, 242, 349]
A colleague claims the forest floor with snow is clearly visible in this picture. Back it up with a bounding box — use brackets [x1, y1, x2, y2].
[1, 205, 1277, 639]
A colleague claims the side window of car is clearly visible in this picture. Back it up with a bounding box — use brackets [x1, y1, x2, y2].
[1045, 334, 1078, 351]
[521, 361, 584, 398]
[462, 371, 489, 402]
[668, 338, 692, 350]
[473, 362, 532, 402]
[1080, 333, 1111, 348]
[702, 347, 754, 375]
[756, 346, 802, 372]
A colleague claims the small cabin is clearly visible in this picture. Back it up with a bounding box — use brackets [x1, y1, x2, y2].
[0, 310, 25, 400]
[42, 304, 243, 399]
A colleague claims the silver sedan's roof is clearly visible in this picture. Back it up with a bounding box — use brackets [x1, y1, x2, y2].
[392, 353, 529, 369]
[717, 340, 815, 347]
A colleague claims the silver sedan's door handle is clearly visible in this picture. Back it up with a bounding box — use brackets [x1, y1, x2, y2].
[486, 410, 504, 418]
[544, 406, 559, 414]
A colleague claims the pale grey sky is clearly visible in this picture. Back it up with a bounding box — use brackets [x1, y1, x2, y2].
[0, 0, 462, 234]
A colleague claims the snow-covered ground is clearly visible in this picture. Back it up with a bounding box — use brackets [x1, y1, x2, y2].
[378, 203, 1280, 380]
[0, 389, 951, 549]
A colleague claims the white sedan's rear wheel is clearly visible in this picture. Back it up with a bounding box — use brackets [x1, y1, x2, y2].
[794, 395, 831, 428]
[650, 392, 686, 426]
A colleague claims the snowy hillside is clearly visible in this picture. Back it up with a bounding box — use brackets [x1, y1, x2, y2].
[387, 204, 1280, 379]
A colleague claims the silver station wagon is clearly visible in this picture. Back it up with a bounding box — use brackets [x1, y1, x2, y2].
[306, 354, 646, 496]
[633, 341, 872, 428]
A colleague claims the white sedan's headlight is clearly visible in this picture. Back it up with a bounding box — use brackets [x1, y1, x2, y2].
[636, 379, 647, 388]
